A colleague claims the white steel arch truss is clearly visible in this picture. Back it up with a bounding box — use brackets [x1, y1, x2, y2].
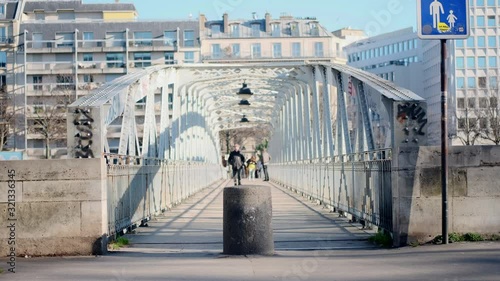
[68, 63, 426, 166]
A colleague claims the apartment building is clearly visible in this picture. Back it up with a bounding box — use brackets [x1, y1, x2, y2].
[199, 12, 345, 63]
[16, 0, 200, 157]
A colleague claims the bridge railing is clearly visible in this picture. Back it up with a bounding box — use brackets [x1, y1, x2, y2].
[105, 154, 224, 236]
[269, 148, 393, 231]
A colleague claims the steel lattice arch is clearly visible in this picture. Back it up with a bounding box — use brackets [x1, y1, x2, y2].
[68, 62, 426, 163]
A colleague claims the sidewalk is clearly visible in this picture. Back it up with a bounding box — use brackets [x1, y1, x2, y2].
[2, 179, 500, 281]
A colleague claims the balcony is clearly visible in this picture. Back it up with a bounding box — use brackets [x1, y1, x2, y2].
[0, 36, 14, 45]
[201, 50, 336, 63]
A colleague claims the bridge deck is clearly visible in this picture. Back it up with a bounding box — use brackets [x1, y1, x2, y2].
[124, 179, 376, 253]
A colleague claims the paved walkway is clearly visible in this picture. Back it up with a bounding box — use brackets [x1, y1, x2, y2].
[2, 179, 500, 281]
[124, 178, 375, 253]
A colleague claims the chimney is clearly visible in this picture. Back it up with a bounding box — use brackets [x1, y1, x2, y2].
[199, 13, 207, 32]
[223, 13, 229, 33]
[265, 13, 271, 33]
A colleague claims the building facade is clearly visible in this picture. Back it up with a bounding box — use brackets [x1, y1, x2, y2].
[199, 12, 345, 64]
[450, 0, 500, 145]
[15, 0, 200, 157]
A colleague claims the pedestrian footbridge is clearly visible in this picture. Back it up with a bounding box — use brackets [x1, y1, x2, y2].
[63, 62, 430, 253]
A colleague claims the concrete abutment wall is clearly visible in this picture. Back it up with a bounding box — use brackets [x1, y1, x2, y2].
[392, 146, 500, 246]
[0, 158, 107, 256]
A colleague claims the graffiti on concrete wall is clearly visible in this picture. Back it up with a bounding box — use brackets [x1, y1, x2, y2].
[397, 102, 428, 137]
[73, 108, 94, 158]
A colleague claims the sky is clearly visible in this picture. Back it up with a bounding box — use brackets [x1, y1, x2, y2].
[84, 0, 418, 36]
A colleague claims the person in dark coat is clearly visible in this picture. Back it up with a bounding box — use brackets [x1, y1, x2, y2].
[228, 144, 245, 185]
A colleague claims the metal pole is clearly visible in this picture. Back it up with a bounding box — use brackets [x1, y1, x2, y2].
[440, 39, 449, 245]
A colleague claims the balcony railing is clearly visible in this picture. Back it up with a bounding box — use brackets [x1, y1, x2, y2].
[25, 37, 179, 51]
[201, 50, 335, 61]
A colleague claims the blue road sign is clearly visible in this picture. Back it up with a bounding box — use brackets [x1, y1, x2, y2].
[417, 0, 470, 39]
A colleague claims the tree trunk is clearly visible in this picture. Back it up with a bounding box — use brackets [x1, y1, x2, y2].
[45, 137, 51, 159]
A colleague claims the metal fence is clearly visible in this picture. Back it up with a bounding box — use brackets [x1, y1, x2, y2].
[105, 154, 225, 236]
[269, 149, 393, 231]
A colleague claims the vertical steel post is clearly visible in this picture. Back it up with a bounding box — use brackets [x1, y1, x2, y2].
[441, 39, 449, 245]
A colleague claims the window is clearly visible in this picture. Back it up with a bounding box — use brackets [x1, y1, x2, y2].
[251, 43, 261, 58]
[488, 0, 496, 6]
[457, 77, 465, 89]
[478, 57, 486, 68]
[83, 74, 94, 83]
[456, 57, 464, 68]
[164, 30, 176, 46]
[488, 36, 496, 47]
[456, 40, 464, 48]
[231, 43, 240, 57]
[488, 15, 496, 26]
[489, 56, 497, 67]
[106, 32, 125, 47]
[468, 77, 476, 88]
[211, 24, 221, 36]
[290, 22, 300, 36]
[292, 42, 301, 57]
[490, 76, 498, 89]
[56, 74, 74, 89]
[491, 97, 498, 107]
[83, 53, 93, 62]
[55, 32, 74, 47]
[477, 16, 485, 26]
[314, 42, 324, 57]
[106, 53, 124, 68]
[310, 22, 319, 36]
[32, 76, 42, 90]
[479, 97, 489, 108]
[468, 97, 476, 108]
[83, 32, 93, 47]
[467, 56, 475, 68]
[133, 31, 152, 46]
[184, 51, 194, 63]
[231, 24, 240, 38]
[252, 23, 261, 37]
[184, 30, 195, 47]
[0, 51, 5, 68]
[35, 11, 44, 21]
[478, 36, 486, 47]
[477, 0, 485, 5]
[479, 118, 488, 129]
[134, 52, 151, 67]
[457, 98, 465, 109]
[211, 44, 222, 59]
[467, 37, 475, 48]
[0, 27, 8, 43]
[165, 52, 175, 64]
[273, 43, 282, 58]
[271, 23, 280, 37]
[479, 77, 487, 88]
[458, 118, 466, 129]
[58, 10, 75, 20]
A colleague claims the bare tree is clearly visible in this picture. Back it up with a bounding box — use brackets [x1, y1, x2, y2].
[0, 91, 15, 151]
[478, 91, 500, 145]
[453, 94, 483, 146]
[27, 87, 74, 159]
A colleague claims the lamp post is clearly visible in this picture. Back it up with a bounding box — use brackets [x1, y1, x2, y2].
[237, 81, 253, 100]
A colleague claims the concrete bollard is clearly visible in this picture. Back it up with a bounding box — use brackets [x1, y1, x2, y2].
[223, 185, 274, 255]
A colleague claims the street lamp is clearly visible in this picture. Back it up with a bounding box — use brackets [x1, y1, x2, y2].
[238, 100, 251, 106]
[240, 115, 249, 123]
[237, 81, 253, 100]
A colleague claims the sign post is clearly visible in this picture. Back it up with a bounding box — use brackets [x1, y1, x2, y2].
[417, 0, 470, 245]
